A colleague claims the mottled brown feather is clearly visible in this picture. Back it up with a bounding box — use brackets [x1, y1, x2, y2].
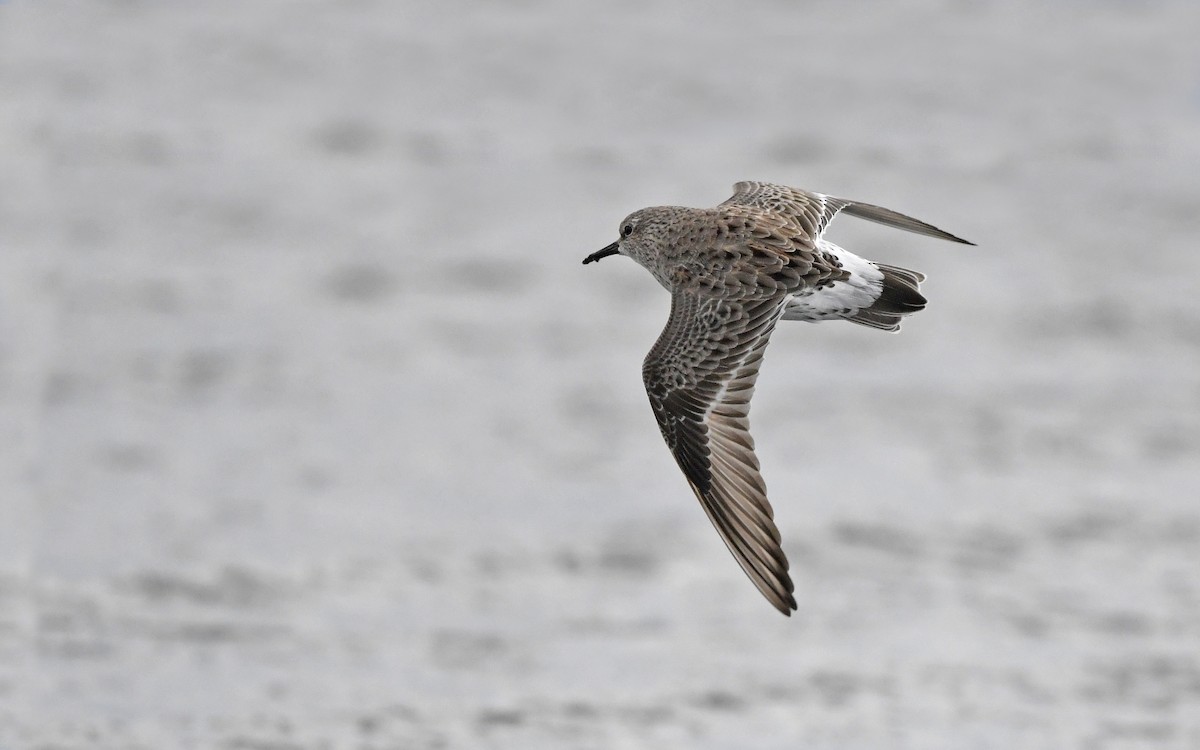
[643, 293, 797, 615]
[722, 181, 975, 246]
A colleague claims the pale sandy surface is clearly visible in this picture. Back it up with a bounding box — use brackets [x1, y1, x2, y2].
[3, 1, 1200, 748]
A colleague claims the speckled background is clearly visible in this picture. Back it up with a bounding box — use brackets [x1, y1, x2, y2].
[3, 1, 1200, 747]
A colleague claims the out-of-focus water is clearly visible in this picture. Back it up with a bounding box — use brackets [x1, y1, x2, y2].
[3, 1, 1200, 747]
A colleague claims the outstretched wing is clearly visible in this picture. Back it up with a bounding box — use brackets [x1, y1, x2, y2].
[643, 292, 796, 615]
[722, 181, 974, 245]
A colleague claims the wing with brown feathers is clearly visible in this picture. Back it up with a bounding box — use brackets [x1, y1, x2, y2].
[642, 292, 797, 615]
[722, 181, 974, 245]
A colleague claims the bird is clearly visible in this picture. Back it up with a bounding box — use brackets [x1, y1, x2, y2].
[582, 181, 972, 615]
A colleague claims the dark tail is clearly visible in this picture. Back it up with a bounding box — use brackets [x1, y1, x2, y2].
[848, 264, 927, 333]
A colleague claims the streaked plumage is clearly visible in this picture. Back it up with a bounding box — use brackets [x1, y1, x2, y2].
[583, 182, 972, 615]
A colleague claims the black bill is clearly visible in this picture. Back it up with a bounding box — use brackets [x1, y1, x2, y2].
[582, 241, 620, 265]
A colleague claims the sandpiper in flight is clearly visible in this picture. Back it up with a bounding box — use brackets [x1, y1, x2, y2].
[583, 182, 973, 615]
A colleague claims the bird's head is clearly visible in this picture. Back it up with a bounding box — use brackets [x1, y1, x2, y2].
[582, 207, 685, 266]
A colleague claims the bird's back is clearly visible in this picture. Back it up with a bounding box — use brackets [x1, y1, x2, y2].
[640, 206, 849, 300]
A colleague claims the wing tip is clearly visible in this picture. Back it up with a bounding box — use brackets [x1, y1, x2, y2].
[773, 596, 798, 617]
[835, 201, 974, 246]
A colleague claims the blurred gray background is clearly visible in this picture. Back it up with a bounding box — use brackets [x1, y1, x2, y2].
[3, 1, 1200, 748]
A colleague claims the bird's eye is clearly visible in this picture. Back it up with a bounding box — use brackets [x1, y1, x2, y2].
[622, 224, 633, 237]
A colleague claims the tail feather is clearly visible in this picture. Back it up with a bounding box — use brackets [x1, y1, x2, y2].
[848, 264, 927, 333]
